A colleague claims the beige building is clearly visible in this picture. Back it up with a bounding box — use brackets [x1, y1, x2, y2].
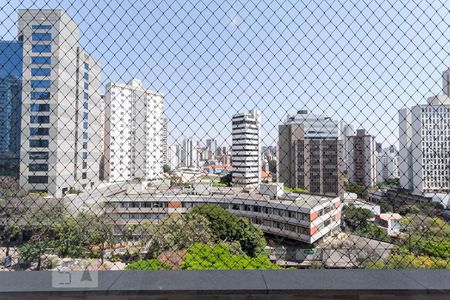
[278, 121, 344, 197]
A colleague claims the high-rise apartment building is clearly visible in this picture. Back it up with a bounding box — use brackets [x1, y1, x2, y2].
[168, 144, 180, 170]
[18, 9, 102, 196]
[231, 109, 261, 186]
[278, 111, 344, 196]
[206, 138, 217, 157]
[339, 121, 355, 171]
[161, 117, 168, 166]
[399, 86, 450, 193]
[103, 79, 164, 182]
[0, 41, 22, 176]
[348, 129, 377, 187]
[180, 138, 198, 168]
[442, 69, 450, 96]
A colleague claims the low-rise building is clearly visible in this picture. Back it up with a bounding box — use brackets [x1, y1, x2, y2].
[103, 191, 342, 244]
[375, 213, 402, 236]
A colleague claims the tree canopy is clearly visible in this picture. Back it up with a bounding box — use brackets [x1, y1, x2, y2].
[189, 204, 266, 257]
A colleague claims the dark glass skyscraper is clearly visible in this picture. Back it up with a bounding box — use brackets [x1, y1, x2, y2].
[0, 41, 22, 177]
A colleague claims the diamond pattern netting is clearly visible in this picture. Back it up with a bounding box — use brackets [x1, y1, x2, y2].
[0, 0, 448, 271]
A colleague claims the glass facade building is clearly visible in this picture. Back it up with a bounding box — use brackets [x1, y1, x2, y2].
[0, 41, 23, 176]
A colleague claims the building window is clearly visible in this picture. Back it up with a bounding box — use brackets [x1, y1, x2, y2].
[31, 68, 51, 76]
[30, 103, 50, 112]
[30, 127, 49, 136]
[31, 56, 51, 65]
[83, 103, 88, 109]
[83, 132, 88, 139]
[31, 91, 50, 100]
[32, 44, 52, 53]
[83, 73, 89, 80]
[28, 176, 48, 183]
[30, 139, 49, 147]
[82, 162, 87, 169]
[29, 152, 49, 160]
[82, 172, 87, 179]
[82, 152, 88, 159]
[83, 112, 88, 120]
[29, 163, 48, 171]
[83, 122, 88, 129]
[31, 80, 51, 89]
[83, 142, 87, 149]
[31, 33, 52, 41]
[32, 24, 52, 30]
[30, 115, 50, 124]
[84, 82, 89, 89]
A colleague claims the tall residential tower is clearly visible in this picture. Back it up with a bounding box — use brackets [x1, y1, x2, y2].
[104, 79, 164, 182]
[231, 109, 261, 187]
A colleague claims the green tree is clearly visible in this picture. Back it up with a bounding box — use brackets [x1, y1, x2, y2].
[219, 173, 232, 187]
[140, 213, 214, 258]
[18, 239, 49, 270]
[163, 164, 171, 173]
[342, 206, 373, 231]
[268, 160, 277, 174]
[235, 218, 267, 257]
[398, 215, 450, 259]
[1, 220, 21, 257]
[190, 204, 267, 257]
[367, 253, 449, 269]
[181, 243, 282, 270]
[50, 213, 115, 259]
[344, 182, 368, 199]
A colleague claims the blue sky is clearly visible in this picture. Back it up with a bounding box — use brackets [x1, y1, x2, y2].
[1, 0, 449, 149]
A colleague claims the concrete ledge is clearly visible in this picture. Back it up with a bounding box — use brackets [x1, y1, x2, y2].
[0, 270, 448, 299]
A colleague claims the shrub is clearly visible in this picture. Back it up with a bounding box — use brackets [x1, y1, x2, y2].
[181, 243, 282, 270]
[125, 259, 172, 270]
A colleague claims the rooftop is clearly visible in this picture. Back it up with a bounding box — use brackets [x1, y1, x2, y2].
[104, 187, 338, 210]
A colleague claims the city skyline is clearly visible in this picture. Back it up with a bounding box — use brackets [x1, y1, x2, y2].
[1, 0, 448, 148]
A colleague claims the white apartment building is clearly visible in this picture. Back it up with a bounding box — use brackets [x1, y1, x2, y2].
[376, 145, 399, 183]
[18, 9, 102, 197]
[180, 138, 198, 168]
[161, 117, 168, 166]
[232, 109, 261, 186]
[399, 93, 450, 193]
[103, 79, 164, 182]
[167, 144, 180, 170]
[339, 121, 355, 171]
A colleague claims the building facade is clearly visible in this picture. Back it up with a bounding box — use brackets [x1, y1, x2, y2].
[339, 121, 355, 171]
[376, 145, 399, 183]
[103, 193, 342, 244]
[103, 79, 164, 182]
[161, 117, 168, 166]
[180, 138, 198, 168]
[347, 129, 377, 187]
[399, 93, 450, 193]
[0, 41, 22, 177]
[231, 109, 261, 186]
[167, 144, 180, 170]
[18, 9, 102, 196]
[278, 111, 344, 196]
